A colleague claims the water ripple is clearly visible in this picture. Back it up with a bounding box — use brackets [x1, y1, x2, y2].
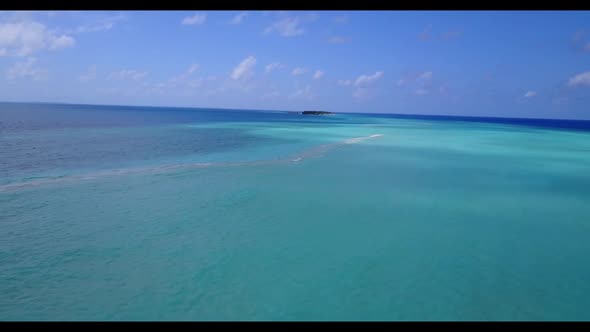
[0, 134, 382, 193]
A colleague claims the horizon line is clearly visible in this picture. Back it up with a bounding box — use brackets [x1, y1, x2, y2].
[1, 100, 589, 122]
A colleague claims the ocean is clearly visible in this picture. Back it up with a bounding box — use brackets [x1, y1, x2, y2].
[1, 102, 590, 320]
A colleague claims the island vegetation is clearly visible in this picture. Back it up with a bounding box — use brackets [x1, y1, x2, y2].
[301, 111, 335, 115]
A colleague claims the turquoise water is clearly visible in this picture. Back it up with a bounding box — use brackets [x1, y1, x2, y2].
[2, 103, 590, 320]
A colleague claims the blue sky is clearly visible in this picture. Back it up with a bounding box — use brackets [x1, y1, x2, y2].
[0, 10, 589, 119]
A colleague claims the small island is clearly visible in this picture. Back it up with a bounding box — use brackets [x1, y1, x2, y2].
[301, 111, 335, 115]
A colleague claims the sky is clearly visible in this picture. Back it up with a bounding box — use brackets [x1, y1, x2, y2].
[0, 10, 589, 119]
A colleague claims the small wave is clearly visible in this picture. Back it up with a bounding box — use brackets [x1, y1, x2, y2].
[0, 134, 382, 192]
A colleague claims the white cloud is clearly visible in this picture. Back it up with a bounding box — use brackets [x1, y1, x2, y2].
[289, 85, 314, 100]
[49, 35, 75, 49]
[182, 13, 207, 25]
[568, 71, 590, 87]
[291, 67, 308, 76]
[0, 20, 75, 56]
[154, 64, 200, 90]
[79, 64, 97, 82]
[6, 57, 47, 80]
[0, 21, 47, 56]
[135, 65, 212, 97]
[265, 62, 284, 74]
[397, 71, 447, 97]
[231, 55, 256, 80]
[354, 71, 384, 87]
[397, 71, 434, 89]
[339, 71, 384, 99]
[72, 13, 126, 34]
[524, 90, 537, 98]
[167, 64, 200, 86]
[264, 17, 304, 37]
[419, 71, 432, 80]
[229, 12, 248, 25]
[328, 36, 348, 44]
[187, 64, 200, 74]
[108, 69, 149, 81]
[313, 70, 324, 80]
